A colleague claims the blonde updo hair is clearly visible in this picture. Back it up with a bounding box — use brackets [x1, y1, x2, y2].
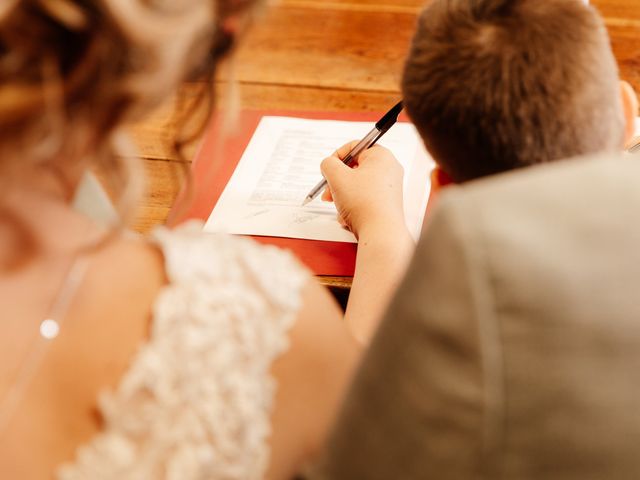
[0, 0, 260, 216]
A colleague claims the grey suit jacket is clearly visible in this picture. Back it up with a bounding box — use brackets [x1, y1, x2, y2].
[314, 153, 640, 479]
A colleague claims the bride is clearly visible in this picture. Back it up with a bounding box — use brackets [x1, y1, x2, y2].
[0, 0, 413, 478]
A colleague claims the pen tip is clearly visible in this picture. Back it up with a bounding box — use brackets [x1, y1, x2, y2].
[301, 197, 311, 207]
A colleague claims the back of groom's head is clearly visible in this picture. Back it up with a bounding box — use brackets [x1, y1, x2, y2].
[402, 0, 624, 182]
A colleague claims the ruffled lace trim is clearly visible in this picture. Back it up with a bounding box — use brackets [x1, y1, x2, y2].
[58, 221, 308, 479]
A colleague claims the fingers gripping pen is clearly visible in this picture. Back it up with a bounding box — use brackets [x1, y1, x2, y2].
[301, 101, 404, 206]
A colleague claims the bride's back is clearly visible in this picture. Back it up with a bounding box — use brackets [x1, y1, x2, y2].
[0, 2, 224, 473]
[0, 3, 361, 478]
[0, 194, 165, 477]
[0, 2, 223, 456]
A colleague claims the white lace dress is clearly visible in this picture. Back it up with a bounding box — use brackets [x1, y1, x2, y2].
[57, 222, 308, 480]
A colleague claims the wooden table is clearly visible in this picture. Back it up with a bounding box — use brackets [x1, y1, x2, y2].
[123, 0, 640, 289]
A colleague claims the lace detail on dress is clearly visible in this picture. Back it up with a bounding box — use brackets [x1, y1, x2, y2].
[57, 221, 308, 480]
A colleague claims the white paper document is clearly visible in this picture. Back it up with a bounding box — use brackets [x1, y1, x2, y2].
[204, 116, 435, 243]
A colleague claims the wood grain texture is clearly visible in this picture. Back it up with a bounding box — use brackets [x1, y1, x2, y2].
[126, 0, 640, 242]
[229, 7, 415, 91]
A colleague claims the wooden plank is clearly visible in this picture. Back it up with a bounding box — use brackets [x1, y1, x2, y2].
[593, 1, 640, 92]
[229, 5, 416, 92]
[232, 1, 640, 94]
[593, 0, 640, 19]
[272, 0, 639, 19]
[274, 0, 424, 12]
[609, 27, 640, 93]
[126, 83, 401, 161]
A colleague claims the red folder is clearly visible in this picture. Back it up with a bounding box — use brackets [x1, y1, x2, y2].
[169, 110, 408, 276]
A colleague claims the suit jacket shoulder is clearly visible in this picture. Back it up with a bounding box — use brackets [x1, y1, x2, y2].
[315, 153, 640, 480]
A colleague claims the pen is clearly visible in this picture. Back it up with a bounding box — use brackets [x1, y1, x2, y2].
[301, 101, 404, 206]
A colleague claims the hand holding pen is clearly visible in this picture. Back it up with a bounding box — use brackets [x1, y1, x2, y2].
[302, 101, 404, 206]
[313, 105, 408, 239]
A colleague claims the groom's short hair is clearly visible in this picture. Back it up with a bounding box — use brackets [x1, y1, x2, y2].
[402, 0, 624, 182]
